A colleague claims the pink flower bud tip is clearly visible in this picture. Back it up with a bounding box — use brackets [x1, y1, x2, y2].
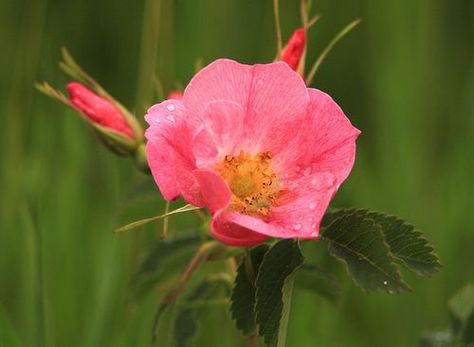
[67, 82, 134, 138]
[168, 90, 183, 100]
[281, 28, 306, 71]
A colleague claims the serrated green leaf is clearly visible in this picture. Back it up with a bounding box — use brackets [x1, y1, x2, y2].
[366, 211, 440, 277]
[321, 211, 411, 293]
[230, 245, 269, 336]
[294, 264, 342, 306]
[322, 208, 440, 277]
[255, 240, 304, 347]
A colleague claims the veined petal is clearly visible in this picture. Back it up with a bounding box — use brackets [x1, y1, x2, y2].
[192, 100, 246, 168]
[145, 100, 203, 206]
[183, 59, 253, 121]
[273, 88, 360, 185]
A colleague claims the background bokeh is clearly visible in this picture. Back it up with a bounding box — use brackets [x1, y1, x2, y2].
[1, 0, 473, 346]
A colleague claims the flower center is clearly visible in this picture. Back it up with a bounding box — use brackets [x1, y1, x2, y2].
[215, 151, 281, 216]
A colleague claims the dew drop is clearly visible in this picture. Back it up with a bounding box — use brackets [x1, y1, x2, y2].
[303, 167, 312, 176]
[295, 166, 301, 173]
[294, 223, 302, 231]
[311, 178, 318, 186]
[383, 280, 388, 285]
[165, 115, 175, 123]
[166, 104, 176, 112]
[309, 202, 317, 210]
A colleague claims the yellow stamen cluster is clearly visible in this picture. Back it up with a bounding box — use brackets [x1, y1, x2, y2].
[215, 151, 281, 217]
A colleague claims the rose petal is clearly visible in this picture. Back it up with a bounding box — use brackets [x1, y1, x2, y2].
[211, 211, 269, 246]
[192, 100, 246, 168]
[145, 100, 203, 205]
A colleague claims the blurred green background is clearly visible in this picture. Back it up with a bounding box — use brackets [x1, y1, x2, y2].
[1, 0, 473, 346]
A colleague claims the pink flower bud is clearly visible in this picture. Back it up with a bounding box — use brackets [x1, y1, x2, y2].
[168, 90, 183, 100]
[67, 82, 134, 138]
[281, 28, 306, 71]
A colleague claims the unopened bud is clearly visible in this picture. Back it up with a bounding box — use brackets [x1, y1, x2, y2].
[67, 82, 134, 139]
[281, 28, 306, 71]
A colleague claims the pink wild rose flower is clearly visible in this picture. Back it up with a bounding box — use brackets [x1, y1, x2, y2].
[67, 82, 134, 138]
[145, 59, 360, 246]
[281, 28, 306, 71]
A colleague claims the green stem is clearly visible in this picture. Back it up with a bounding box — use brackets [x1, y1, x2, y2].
[305, 19, 361, 86]
[273, 0, 283, 59]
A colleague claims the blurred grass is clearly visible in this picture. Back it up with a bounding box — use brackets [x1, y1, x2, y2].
[0, 0, 473, 346]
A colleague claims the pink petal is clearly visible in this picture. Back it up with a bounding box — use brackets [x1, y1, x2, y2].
[144, 100, 203, 206]
[192, 100, 245, 168]
[244, 62, 309, 153]
[193, 169, 232, 214]
[211, 211, 269, 246]
[183, 59, 253, 120]
[183, 60, 309, 154]
[273, 88, 360, 185]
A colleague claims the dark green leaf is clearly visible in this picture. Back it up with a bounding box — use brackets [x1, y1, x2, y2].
[230, 245, 269, 336]
[255, 240, 304, 347]
[294, 264, 342, 306]
[321, 211, 411, 293]
[323, 208, 440, 277]
[367, 211, 440, 277]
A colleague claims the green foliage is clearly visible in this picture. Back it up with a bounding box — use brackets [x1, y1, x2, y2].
[255, 240, 304, 347]
[321, 210, 410, 293]
[230, 245, 269, 336]
[321, 209, 440, 293]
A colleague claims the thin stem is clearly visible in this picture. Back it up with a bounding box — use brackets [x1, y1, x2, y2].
[161, 201, 170, 239]
[306, 19, 361, 86]
[273, 0, 283, 59]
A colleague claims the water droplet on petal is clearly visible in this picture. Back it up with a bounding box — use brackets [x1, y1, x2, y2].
[166, 104, 176, 111]
[294, 223, 302, 231]
[309, 202, 317, 210]
[295, 166, 301, 173]
[303, 167, 312, 176]
[165, 115, 175, 123]
[311, 178, 318, 186]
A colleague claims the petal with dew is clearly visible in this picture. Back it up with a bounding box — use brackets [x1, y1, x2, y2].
[145, 99, 203, 206]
